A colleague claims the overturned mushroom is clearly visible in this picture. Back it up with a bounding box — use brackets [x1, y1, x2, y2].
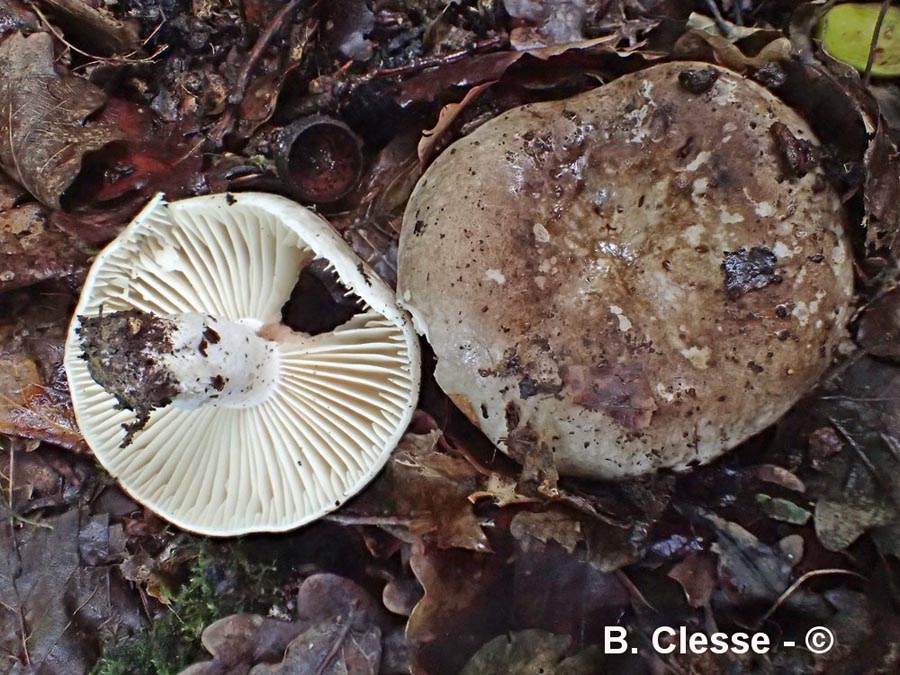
[65, 193, 421, 535]
[398, 62, 854, 479]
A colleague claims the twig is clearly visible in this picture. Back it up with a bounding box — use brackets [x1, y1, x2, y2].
[323, 514, 417, 527]
[702, 0, 734, 38]
[863, 0, 892, 85]
[316, 605, 355, 675]
[827, 416, 900, 513]
[617, 569, 657, 611]
[25, 0, 167, 65]
[209, 0, 309, 145]
[362, 36, 504, 81]
[35, 583, 102, 671]
[758, 568, 867, 624]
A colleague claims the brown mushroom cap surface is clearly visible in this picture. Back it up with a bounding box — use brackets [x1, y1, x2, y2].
[397, 62, 854, 479]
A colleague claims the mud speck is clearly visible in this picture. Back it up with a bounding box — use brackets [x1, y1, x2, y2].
[568, 363, 657, 430]
[678, 68, 719, 94]
[78, 310, 181, 446]
[722, 247, 781, 299]
[770, 122, 819, 178]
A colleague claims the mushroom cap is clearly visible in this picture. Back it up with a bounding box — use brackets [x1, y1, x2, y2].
[398, 62, 854, 479]
[65, 193, 421, 535]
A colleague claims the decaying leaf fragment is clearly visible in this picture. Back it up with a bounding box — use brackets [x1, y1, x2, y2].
[181, 574, 390, 675]
[347, 431, 491, 552]
[0, 289, 85, 452]
[459, 629, 601, 675]
[0, 507, 144, 671]
[0, 32, 124, 208]
[0, 173, 85, 293]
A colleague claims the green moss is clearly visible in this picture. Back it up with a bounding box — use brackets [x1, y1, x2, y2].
[92, 541, 282, 675]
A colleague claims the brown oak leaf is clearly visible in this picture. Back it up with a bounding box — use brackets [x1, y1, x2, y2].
[0, 32, 124, 208]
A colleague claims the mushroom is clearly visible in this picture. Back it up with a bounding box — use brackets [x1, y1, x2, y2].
[397, 62, 854, 479]
[65, 192, 421, 535]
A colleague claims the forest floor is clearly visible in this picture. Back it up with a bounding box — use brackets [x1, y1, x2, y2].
[1, 0, 899, 673]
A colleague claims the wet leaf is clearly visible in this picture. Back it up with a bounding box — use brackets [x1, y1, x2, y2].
[668, 553, 716, 608]
[397, 35, 626, 106]
[857, 286, 900, 362]
[0, 507, 144, 672]
[0, 32, 125, 209]
[418, 81, 495, 166]
[0, 174, 86, 293]
[459, 629, 600, 675]
[509, 509, 584, 554]
[756, 494, 812, 525]
[347, 431, 491, 551]
[0, 287, 86, 452]
[504, 0, 588, 50]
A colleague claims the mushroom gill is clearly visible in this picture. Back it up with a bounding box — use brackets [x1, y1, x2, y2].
[65, 192, 421, 536]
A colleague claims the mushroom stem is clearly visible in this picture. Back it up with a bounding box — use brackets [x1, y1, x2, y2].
[78, 309, 279, 443]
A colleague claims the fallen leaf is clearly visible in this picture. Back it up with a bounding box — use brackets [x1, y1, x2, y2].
[36, 0, 141, 56]
[469, 472, 538, 508]
[792, 356, 900, 555]
[0, 286, 86, 452]
[0, 174, 86, 293]
[347, 431, 491, 551]
[459, 629, 599, 675]
[0, 508, 144, 672]
[674, 29, 795, 72]
[0, 32, 125, 208]
[756, 494, 812, 525]
[179, 615, 308, 674]
[863, 120, 900, 256]
[418, 81, 495, 166]
[249, 619, 380, 675]
[504, 0, 589, 50]
[407, 542, 510, 675]
[397, 35, 627, 106]
[857, 287, 900, 362]
[182, 574, 390, 675]
[689, 509, 823, 617]
[747, 464, 807, 493]
[510, 509, 583, 554]
[668, 553, 716, 608]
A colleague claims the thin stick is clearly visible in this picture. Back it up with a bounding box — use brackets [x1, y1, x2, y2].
[209, 0, 308, 144]
[25, 0, 166, 65]
[702, 0, 734, 38]
[863, 0, 892, 85]
[759, 568, 867, 624]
